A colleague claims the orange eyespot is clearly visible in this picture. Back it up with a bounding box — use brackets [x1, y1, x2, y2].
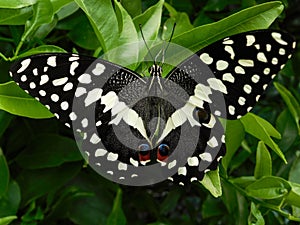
[157, 144, 170, 161]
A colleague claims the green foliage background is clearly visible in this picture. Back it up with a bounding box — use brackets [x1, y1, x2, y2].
[0, 0, 299, 224]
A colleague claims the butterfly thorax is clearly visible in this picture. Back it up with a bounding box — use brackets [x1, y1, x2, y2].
[148, 64, 163, 94]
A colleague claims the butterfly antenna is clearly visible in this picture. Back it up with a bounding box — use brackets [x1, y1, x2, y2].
[160, 23, 176, 66]
[139, 24, 156, 63]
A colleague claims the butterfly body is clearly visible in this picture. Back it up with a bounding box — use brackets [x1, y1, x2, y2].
[9, 30, 296, 186]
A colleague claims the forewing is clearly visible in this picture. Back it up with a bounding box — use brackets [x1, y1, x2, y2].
[166, 30, 296, 120]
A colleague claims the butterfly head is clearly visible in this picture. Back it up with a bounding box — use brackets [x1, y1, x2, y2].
[148, 64, 163, 77]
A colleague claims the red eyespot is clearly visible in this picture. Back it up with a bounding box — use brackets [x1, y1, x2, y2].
[157, 144, 170, 161]
[138, 144, 151, 162]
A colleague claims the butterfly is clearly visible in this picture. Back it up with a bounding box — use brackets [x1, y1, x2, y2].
[9, 29, 296, 186]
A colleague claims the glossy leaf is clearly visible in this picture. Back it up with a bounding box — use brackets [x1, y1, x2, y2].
[289, 155, 300, 184]
[172, 1, 284, 52]
[16, 162, 81, 206]
[0, 0, 35, 8]
[0, 81, 53, 118]
[15, 134, 82, 169]
[0, 181, 21, 217]
[16, 45, 66, 59]
[74, 0, 118, 52]
[254, 141, 272, 179]
[107, 188, 126, 225]
[222, 119, 245, 171]
[162, 3, 193, 39]
[274, 82, 300, 135]
[249, 202, 265, 225]
[246, 176, 291, 200]
[0, 7, 32, 25]
[0, 148, 9, 196]
[276, 109, 298, 151]
[240, 113, 286, 163]
[285, 182, 300, 208]
[0, 216, 17, 225]
[0, 111, 13, 138]
[200, 167, 222, 197]
[121, 0, 142, 18]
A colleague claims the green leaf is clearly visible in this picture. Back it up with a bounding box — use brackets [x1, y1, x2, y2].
[274, 82, 300, 135]
[254, 141, 272, 179]
[162, 3, 193, 39]
[15, 134, 82, 169]
[160, 189, 181, 214]
[285, 182, 300, 208]
[0, 0, 36, 8]
[0, 216, 17, 225]
[0, 7, 32, 25]
[240, 113, 286, 163]
[0, 111, 13, 138]
[0, 148, 9, 196]
[172, 1, 284, 52]
[0, 81, 53, 118]
[222, 120, 245, 171]
[133, 0, 163, 44]
[121, 0, 142, 18]
[16, 45, 66, 59]
[23, 0, 54, 39]
[200, 167, 222, 197]
[246, 176, 291, 200]
[289, 154, 300, 184]
[0, 181, 21, 217]
[276, 109, 298, 151]
[67, 16, 100, 50]
[50, 0, 73, 13]
[74, 0, 118, 52]
[107, 188, 126, 225]
[16, 162, 81, 206]
[249, 202, 265, 225]
[202, 195, 224, 218]
[110, 0, 138, 66]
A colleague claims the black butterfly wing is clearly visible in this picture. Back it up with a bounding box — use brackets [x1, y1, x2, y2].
[164, 30, 295, 184]
[167, 30, 296, 120]
[9, 53, 146, 126]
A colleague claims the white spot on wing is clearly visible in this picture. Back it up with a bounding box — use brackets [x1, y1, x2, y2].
[51, 94, 59, 102]
[60, 101, 69, 110]
[243, 84, 252, 94]
[216, 60, 229, 71]
[238, 59, 254, 67]
[78, 73, 92, 84]
[118, 162, 127, 171]
[178, 167, 187, 176]
[257, 52, 268, 63]
[200, 53, 213, 65]
[272, 32, 288, 45]
[70, 61, 79, 75]
[187, 157, 199, 166]
[52, 77, 68, 86]
[92, 63, 106, 75]
[207, 136, 218, 148]
[207, 78, 228, 94]
[222, 73, 235, 83]
[75, 87, 87, 97]
[107, 152, 118, 161]
[40, 75, 49, 85]
[224, 45, 235, 59]
[235, 66, 245, 74]
[90, 133, 101, 144]
[95, 149, 107, 157]
[199, 152, 212, 162]
[47, 56, 56, 67]
[84, 88, 103, 107]
[246, 35, 255, 46]
[17, 59, 31, 73]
